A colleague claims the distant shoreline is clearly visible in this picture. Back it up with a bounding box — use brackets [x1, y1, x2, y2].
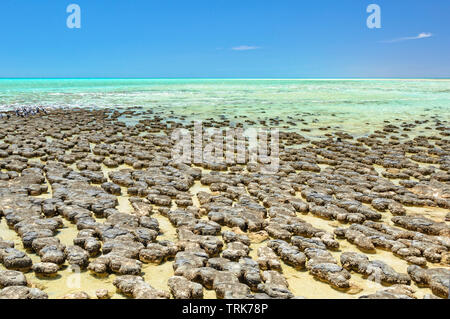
[1, 78, 450, 81]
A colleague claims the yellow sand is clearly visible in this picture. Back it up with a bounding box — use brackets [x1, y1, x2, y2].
[1, 161, 447, 299]
[0, 218, 127, 299]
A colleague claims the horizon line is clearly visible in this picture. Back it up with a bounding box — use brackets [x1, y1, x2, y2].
[0, 77, 450, 80]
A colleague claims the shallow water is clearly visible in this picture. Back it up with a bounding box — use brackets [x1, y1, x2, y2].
[153, 214, 178, 242]
[1, 79, 449, 136]
[30, 267, 125, 299]
[56, 219, 79, 247]
[1, 79, 449, 299]
[142, 261, 174, 294]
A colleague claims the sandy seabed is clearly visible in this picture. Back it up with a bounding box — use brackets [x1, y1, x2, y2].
[0, 107, 449, 299]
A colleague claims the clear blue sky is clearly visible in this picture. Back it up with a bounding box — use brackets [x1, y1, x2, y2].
[0, 0, 449, 78]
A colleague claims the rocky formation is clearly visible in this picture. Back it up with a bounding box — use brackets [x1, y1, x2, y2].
[0, 107, 448, 299]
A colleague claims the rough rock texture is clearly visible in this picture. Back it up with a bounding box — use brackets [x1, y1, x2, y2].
[359, 285, 416, 299]
[0, 270, 28, 288]
[0, 107, 448, 299]
[113, 275, 170, 299]
[407, 265, 450, 299]
[0, 286, 48, 299]
[168, 276, 203, 299]
[340, 252, 410, 285]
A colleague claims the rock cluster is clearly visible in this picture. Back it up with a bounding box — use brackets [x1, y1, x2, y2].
[0, 108, 448, 299]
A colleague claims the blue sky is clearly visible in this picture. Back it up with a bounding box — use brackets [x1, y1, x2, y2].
[0, 0, 449, 78]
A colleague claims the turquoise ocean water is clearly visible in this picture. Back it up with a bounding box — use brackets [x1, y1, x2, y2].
[0, 79, 449, 134]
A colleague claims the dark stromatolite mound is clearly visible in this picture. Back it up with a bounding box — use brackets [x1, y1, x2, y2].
[267, 240, 306, 269]
[359, 285, 416, 299]
[410, 180, 450, 209]
[0, 107, 448, 299]
[257, 270, 294, 299]
[407, 265, 450, 299]
[113, 275, 170, 299]
[139, 241, 179, 264]
[0, 270, 28, 288]
[62, 291, 91, 299]
[392, 215, 449, 236]
[334, 221, 449, 267]
[0, 248, 33, 271]
[304, 248, 351, 289]
[0, 286, 48, 299]
[32, 262, 59, 276]
[257, 246, 282, 272]
[168, 276, 203, 299]
[340, 252, 410, 285]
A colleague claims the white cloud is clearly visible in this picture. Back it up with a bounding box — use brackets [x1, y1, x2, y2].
[381, 32, 433, 43]
[231, 45, 260, 51]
